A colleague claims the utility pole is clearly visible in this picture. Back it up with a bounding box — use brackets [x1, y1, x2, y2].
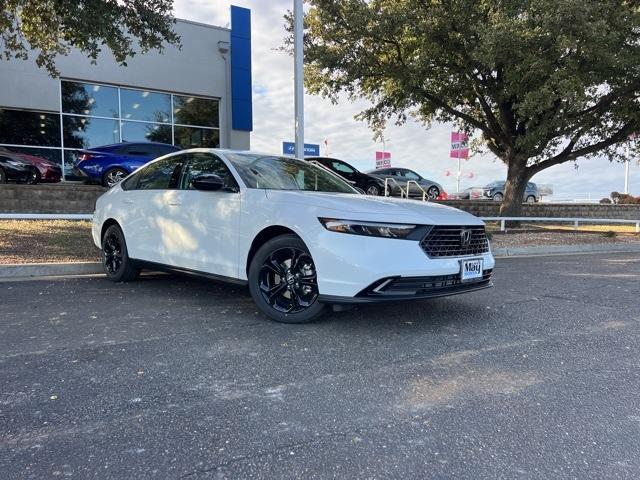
[294, 0, 304, 158]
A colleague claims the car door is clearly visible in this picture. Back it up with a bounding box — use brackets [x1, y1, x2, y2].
[119, 154, 186, 263]
[168, 152, 241, 277]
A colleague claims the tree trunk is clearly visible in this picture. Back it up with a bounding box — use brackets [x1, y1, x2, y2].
[499, 157, 530, 218]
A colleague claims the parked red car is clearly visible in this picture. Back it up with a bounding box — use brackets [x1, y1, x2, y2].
[0, 148, 61, 183]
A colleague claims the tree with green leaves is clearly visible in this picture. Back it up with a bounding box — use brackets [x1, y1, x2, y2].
[1, 0, 179, 77]
[289, 0, 640, 215]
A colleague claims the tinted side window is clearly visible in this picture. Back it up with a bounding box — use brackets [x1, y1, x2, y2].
[117, 144, 154, 156]
[331, 161, 355, 174]
[180, 153, 238, 191]
[404, 171, 420, 180]
[136, 156, 184, 190]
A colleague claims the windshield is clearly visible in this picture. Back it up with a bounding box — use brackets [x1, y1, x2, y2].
[224, 153, 358, 194]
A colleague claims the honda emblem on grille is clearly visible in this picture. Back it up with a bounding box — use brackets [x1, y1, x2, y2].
[460, 229, 472, 247]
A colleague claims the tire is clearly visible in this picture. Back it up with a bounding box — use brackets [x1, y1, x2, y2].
[0, 167, 6, 184]
[26, 168, 40, 185]
[492, 193, 504, 202]
[365, 183, 381, 196]
[102, 168, 128, 188]
[427, 185, 440, 199]
[248, 234, 326, 323]
[101, 224, 140, 282]
[526, 195, 536, 203]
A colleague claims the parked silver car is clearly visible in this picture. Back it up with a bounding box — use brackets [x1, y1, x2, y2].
[367, 167, 444, 199]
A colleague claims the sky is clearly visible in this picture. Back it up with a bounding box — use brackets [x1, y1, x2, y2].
[173, 0, 638, 200]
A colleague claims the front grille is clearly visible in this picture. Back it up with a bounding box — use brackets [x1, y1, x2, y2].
[420, 225, 489, 258]
[358, 269, 493, 297]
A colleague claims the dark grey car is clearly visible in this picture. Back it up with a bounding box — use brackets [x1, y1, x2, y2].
[367, 167, 444, 199]
[483, 181, 539, 202]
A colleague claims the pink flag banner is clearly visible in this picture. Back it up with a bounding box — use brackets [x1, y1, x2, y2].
[375, 151, 391, 169]
[450, 132, 470, 159]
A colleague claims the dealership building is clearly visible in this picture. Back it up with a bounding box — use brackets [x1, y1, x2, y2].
[0, 6, 252, 180]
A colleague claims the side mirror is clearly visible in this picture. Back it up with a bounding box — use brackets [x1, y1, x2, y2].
[192, 174, 224, 191]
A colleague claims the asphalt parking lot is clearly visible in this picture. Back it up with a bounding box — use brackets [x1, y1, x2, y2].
[1, 252, 640, 479]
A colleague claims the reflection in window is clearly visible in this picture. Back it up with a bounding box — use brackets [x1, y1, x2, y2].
[180, 153, 236, 190]
[174, 126, 219, 149]
[63, 116, 119, 149]
[137, 157, 183, 190]
[121, 121, 172, 144]
[61, 81, 118, 118]
[0, 145, 62, 165]
[173, 95, 219, 127]
[120, 88, 170, 123]
[0, 109, 61, 147]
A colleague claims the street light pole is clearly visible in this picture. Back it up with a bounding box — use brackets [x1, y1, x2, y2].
[294, 0, 304, 158]
[624, 140, 630, 194]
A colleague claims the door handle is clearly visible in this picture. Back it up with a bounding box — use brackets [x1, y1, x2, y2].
[167, 202, 182, 206]
[123, 200, 134, 205]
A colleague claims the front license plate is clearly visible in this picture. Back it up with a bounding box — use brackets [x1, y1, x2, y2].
[461, 259, 483, 282]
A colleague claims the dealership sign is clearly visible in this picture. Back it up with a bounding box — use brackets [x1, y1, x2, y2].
[450, 132, 469, 159]
[375, 151, 391, 169]
[282, 141, 320, 157]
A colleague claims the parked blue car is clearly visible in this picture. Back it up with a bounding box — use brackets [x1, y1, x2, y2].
[73, 142, 181, 187]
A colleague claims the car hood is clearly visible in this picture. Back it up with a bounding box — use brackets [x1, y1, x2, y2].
[264, 191, 483, 225]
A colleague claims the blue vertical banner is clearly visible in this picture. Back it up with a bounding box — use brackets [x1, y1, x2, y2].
[230, 6, 253, 131]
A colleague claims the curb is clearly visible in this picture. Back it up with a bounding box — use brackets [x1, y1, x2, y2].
[0, 262, 103, 279]
[493, 243, 640, 257]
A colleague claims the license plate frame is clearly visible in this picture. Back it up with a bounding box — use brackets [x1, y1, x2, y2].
[460, 258, 483, 282]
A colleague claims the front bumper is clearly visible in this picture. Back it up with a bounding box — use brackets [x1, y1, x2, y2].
[309, 228, 495, 299]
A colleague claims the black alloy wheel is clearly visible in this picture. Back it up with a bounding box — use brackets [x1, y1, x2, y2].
[26, 168, 40, 185]
[248, 234, 326, 323]
[101, 224, 140, 282]
[526, 195, 536, 203]
[493, 192, 504, 202]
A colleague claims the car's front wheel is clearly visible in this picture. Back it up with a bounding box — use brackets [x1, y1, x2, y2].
[248, 234, 326, 323]
[101, 224, 140, 282]
[526, 195, 536, 203]
[26, 168, 40, 185]
[102, 168, 128, 188]
[492, 193, 504, 202]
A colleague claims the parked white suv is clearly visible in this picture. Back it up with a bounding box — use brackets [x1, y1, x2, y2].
[92, 149, 495, 323]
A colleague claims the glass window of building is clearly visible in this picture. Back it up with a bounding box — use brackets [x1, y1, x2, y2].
[174, 126, 220, 149]
[173, 95, 219, 128]
[121, 121, 172, 144]
[61, 81, 119, 118]
[120, 88, 171, 123]
[0, 109, 61, 147]
[63, 116, 120, 149]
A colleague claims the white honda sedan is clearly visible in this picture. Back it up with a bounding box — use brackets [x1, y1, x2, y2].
[92, 149, 495, 323]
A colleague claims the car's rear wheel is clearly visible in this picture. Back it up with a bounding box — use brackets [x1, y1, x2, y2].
[101, 224, 140, 282]
[366, 184, 381, 196]
[492, 193, 504, 202]
[248, 234, 326, 323]
[526, 195, 536, 203]
[102, 168, 128, 188]
[427, 185, 440, 199]
[0, 167, 6, 184]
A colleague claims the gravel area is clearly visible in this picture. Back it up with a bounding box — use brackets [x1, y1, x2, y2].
[0, 220, 98, 264]
[491, 231, 640, 248]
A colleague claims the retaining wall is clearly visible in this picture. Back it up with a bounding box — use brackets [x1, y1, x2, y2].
[0, 184, 639, 220]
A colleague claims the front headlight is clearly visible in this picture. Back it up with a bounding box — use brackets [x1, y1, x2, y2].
[319, 218, 417, 239]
